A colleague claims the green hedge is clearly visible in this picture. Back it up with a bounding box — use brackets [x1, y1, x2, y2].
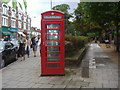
[65, 35, 89, 57]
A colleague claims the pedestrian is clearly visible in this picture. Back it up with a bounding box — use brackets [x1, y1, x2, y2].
[26, 36, 31, 58]
[4, 36, 9, 41]
[105, 39, 110, 48]
[18, 34, 26, 61]
[31, 35, 38, 57]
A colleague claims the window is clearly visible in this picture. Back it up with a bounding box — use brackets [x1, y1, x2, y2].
[2, 17, 8, 26]
[18, 21, 22, 28]
[24, 17, 26, 22]
[24, 23, 26, 29]
[11, 9, 16, 18]
[47, 30, 59, 35]
[2, 6, 8, 15]
[28, 19, 30, 23]
[11, 19, 16, 28]
[47, 58, 60, 62]
[47, 41, 60, 45]
[5, 43, 13, 49]
[47, 24, 60, 29]
[47, 47, 60, 51]
[47, 35, 59, 40]
[18, 13, 22, 20]
[47, 52, 60, 57]
[28, 24, 31, 30]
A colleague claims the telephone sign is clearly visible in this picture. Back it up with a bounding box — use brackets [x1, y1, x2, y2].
[41, 10, 65, 75]
[44, 16, 61, 19]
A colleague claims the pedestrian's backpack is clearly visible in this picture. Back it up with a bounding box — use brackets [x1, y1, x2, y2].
[32, 37, 36, 44]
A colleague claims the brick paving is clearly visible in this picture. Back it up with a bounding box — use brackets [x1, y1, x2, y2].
[1, 43, 119, 88]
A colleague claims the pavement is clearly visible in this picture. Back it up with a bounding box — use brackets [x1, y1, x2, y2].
[99, 43, 119, 65]
[81, 43, 118, 88]
[1, 43, 119, 88]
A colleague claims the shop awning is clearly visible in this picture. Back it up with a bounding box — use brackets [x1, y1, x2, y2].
[9, 27, 18, 32]
[2, 26, 12, 35]
[2, 31, 12, 35]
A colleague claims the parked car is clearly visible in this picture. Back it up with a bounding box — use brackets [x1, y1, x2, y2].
[0, 41, 18, 69]
[0, 38, 4, 41]
[10, 38, 19, 48]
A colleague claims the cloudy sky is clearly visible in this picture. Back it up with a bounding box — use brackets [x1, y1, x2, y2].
[26, 0, 119, 29]
[8, 0, 80, 29]
[8, 0, 119, 29]
[26, 0, 80, 29]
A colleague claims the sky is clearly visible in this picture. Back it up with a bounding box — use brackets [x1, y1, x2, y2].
[8, 0, 80, 29]
[26, 0, 119, 29]
[7, 0, 119, 29]
[26, 0, 80, 29]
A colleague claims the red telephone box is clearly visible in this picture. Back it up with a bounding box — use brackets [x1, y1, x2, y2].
[41, 10, 65, 75]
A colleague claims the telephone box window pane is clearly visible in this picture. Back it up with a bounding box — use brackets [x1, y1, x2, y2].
[47, 35, 59, 40]
[47, 41, 60, 45]
[47, 24, 60, 29]
[47, 58, 60, 62]
[47, 47, 60, 51]
[48, 52, 60, 57]
[47, 30, 59, 35]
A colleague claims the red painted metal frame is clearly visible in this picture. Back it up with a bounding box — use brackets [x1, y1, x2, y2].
[41, 10, 65, 75]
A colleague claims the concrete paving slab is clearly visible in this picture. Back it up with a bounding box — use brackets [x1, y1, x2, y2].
[1, 43, 118, 88]
[51, 85, 66, 88]
[80, 88, 94, 90]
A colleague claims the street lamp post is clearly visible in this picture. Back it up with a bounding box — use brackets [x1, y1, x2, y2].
[51, 0, 52, 10]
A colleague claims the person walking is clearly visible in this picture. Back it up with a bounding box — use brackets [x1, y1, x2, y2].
[31, 35, 38, 57]
[26, 36, 31, 58]
[4, 36, 9, 41]
[105, 39, 110, 48]
[18, 34, 26, 61]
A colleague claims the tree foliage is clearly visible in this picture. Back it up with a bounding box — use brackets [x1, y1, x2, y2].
[73, 2, 119, 37]
[52, 4, 73, 34]
[82, 2, 118, 26]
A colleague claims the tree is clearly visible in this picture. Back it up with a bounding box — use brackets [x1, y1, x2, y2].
[52, 4, 73, 34]
[73, 3, 97, 36]
[74, 2, 120, 51]
[75, 2, 118, 30]
[74, 2, 119, 34]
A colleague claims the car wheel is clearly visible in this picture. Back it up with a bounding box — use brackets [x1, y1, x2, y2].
[1, 59, 5, 68]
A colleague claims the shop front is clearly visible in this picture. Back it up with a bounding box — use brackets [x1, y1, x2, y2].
[9, 27, 18, 40]
[1, 26, 12, 39]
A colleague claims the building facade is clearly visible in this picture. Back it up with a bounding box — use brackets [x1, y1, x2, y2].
[0, 1, 2, 39]
[31, 27, 40, 36]
[0, 3, 31, 39]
